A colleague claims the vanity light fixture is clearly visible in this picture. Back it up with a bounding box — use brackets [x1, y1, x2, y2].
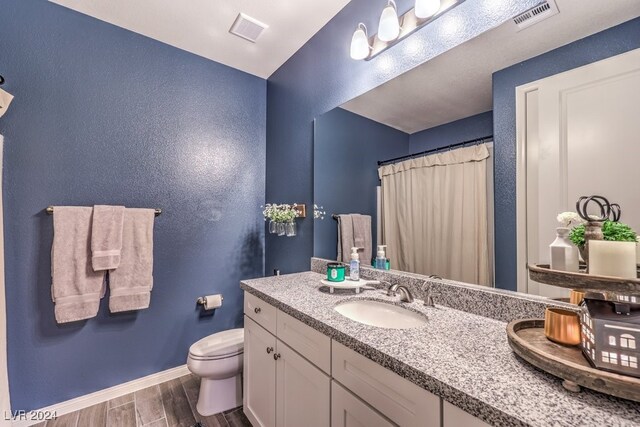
[349, 0, 465, 61]
[414, 0, 441, 19]
[350, 23, 372, 60]
[378, 0, 401, 42]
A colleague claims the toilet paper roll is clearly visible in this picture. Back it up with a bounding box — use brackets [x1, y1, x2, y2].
[202, 294, 223, 310]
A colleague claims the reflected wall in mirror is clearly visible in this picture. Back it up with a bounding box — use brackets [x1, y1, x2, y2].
[313, 0, 640, 298]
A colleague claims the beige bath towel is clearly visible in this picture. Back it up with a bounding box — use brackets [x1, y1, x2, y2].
[91, 205, 125, 271]
[108, 208, 154, 312]
[51, 206, 106, 323]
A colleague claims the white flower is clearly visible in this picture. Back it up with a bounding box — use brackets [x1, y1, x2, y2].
[557, 212, 583, 227]
[313, 204, 326, 220]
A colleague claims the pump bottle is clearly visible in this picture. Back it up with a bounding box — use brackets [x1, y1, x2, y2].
[375, 245, 387, 270]
[349, 247, 360, 281]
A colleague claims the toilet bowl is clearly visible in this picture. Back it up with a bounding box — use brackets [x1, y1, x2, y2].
[187, 328, 244, 416]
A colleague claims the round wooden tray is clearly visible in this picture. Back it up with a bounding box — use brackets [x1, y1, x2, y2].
[507, 319, 640, 402]
[528, 264, 640, 295]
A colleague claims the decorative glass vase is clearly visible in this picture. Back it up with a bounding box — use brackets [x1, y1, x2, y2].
[549, 227, 579, 272]
[268, 220, 277, 234]
[285, 221, 296, 237]
[277, 222, 285, 236]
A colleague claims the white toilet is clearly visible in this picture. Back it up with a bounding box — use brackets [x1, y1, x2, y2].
[187, 328, 244, 416]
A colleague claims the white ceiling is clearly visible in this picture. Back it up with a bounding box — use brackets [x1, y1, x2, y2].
[48, 0, 351, 79]
[341, 0, 640, 134]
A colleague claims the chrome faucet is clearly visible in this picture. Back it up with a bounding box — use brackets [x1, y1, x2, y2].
[423, 284, 438, 307]
[386, 283, 414, 303]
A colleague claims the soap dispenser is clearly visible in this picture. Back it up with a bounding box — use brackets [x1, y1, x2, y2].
[349, 247, 360, 281]
[375, 245, 387, 270]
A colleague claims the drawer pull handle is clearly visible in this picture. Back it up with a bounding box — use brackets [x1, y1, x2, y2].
[273, 353, 281, 361]
[254, 307, 261, 314]
[266, 347, 274, 354]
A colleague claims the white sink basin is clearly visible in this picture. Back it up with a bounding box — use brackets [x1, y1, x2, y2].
[334, 300, 427, 329]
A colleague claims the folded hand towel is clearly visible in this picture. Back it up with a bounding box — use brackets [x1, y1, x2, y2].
[0, 88, 14, 119]
[108, 208, 154, 313]
[91, 205, 125, 271]
[51, 206, 106, 323]
[337, 214, 354, 263]
[352, 214, 372, 264]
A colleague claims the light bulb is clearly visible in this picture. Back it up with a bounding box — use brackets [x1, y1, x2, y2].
[378, 0, 400, 42]
[350, 23, 371, 60]
[415, 0, 441, 19]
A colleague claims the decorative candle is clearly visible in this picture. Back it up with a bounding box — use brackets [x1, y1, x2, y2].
[588, 240, 637, 279]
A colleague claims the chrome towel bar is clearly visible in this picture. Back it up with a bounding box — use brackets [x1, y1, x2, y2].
[45, 206, 162, 216]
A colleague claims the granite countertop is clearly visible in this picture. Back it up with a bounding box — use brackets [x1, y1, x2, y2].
[241, 272, 640, 427]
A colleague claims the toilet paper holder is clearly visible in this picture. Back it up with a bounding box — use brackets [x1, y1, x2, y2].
[197, 295, 224, 306]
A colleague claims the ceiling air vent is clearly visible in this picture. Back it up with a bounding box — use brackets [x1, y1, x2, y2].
[513, 0, 559, 31]
[229, 13, 268, 43]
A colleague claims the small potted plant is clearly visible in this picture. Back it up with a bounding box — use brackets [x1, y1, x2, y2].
[570, 220, 637, 277]
[570, 220, 637, 261]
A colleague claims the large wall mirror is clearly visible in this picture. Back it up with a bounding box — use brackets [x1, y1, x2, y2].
[313, 0, 640, 299]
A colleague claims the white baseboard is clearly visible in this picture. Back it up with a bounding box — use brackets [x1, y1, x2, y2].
[10, 365, 190, 427]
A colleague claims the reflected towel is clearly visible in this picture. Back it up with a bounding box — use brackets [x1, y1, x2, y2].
[352, 214, 372, 265]
[108, 208, 155, 312]
[51, 207, 105, 323]
[337, 214, 353, 263]
[91, 205, 125, 271]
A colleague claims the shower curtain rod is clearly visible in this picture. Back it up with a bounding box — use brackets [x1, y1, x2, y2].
[377, 134, 493, 166]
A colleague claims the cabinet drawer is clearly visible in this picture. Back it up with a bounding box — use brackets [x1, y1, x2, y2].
[332, 341, 440, 427]
[443, 401, 490, 427]
[331, 381, 394, 427]
[244, 291, 277, 334]
[277, 310, 331, 374]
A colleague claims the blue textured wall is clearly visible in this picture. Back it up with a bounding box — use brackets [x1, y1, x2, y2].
[265, 0, 541, 274]
[313, 108, 408, 261]
[408, 111, 493, 154]
[0, 0, 265, 409]
[492, 17, 640, 291]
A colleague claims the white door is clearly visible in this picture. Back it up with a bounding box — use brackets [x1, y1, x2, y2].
[331, 381, 394, 427]
[243, 317, 277, 427]
[275, 341, 330, 427]
[517, 48, 640, 296]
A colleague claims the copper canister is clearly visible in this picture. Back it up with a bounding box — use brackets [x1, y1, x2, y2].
[544, 308, 581, 346]
[569, 290, 586, 305]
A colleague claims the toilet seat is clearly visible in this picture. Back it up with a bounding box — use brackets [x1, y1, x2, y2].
[188, 328, 244, 361]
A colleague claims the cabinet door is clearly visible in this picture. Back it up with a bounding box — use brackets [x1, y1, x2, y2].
[276, 340, 330, 427]
[331, 381, 394, 427]
[244, 316, 277, 427]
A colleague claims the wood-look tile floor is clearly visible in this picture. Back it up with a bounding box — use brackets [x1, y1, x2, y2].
[33, 374, 251, 427]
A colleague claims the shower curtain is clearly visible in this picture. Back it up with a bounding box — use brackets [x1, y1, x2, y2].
[378, 144, 491, 286]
